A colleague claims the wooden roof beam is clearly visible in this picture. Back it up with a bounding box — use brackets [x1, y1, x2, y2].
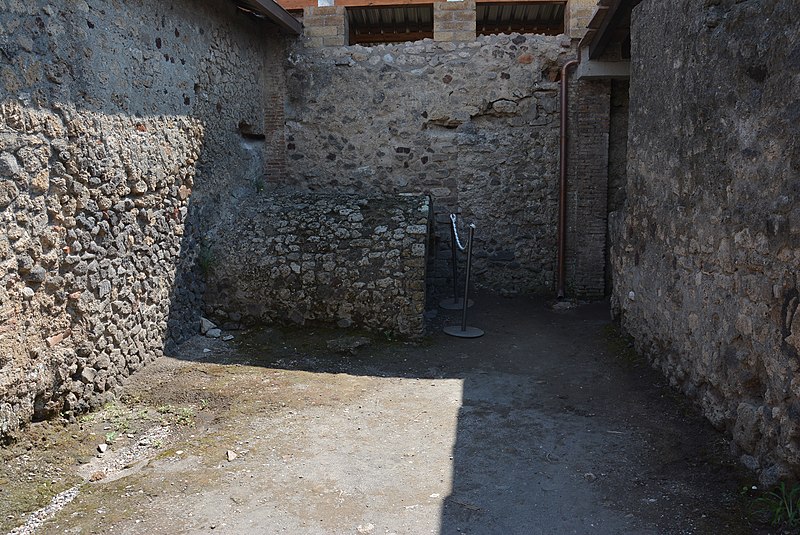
[587, 0, 622, 59]
[279, 0, 564, 10]
[243, 0, 303, 33]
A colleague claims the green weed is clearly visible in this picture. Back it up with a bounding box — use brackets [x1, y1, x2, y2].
[156, 405, 195, 427]
[755, 482, 800, 528]
[197, 242, 215, 277]
[253, 177, 265, 193]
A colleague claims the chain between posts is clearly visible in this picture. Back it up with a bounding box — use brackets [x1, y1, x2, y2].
[451, 213, 468, 252]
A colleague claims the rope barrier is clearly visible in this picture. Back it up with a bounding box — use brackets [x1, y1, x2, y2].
[451, 213, 467, 252]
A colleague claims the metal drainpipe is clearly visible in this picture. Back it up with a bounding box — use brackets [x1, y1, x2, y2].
[557, 58, 580, 299]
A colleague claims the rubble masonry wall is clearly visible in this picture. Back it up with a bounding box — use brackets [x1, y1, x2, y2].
[613, 0, 800, 481]
[203, 191, 430, 338]
[0, 0, 286, 438]
[284, 34, 609, 297]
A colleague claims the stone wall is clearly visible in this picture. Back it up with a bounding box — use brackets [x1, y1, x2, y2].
[605, 79, 628, 294]
[613, 0, 800, 482]
[284, 34, 598, 296]
[0, 0, 288, 439]
[204, 191, 430, 338]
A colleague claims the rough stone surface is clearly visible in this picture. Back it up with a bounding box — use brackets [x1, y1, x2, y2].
[613, 0, 800, 478]
[605, 79, 629, 294]
[204, 191, 430, 338]
[284, 34, 589, 296]
[0, 0, 288, 440]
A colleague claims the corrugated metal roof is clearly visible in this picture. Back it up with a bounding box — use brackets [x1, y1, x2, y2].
[346, 2, 564, 44]
[348, 6, 434, 44]
[477, 2, 564, 35]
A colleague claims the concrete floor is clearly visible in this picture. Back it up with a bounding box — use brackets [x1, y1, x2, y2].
[5, 294, 763, 534]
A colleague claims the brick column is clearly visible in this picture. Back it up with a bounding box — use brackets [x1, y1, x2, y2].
[433, 0, 476, 42]
[265, 41, 287, 182]
[303, 5, 349, 47]
[566, 79, 611, 298]
[565, 0, 596, 39]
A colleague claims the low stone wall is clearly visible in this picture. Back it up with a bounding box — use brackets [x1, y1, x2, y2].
[0, 0, 288, 440]
[204, 191, 430, 338]
[284, 33, 606, 296]
[613, 0, 800, 482]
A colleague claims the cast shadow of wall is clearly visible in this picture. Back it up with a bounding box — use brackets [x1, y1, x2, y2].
[172, 294, 663, 534]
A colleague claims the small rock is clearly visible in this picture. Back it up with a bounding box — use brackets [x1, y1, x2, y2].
[552, 300, 577, 311]
[97, 443, 108, 453]
[226, 450, 237, 461]
[584, 472, 597, 483]
[206, 328, 221, 339]
[89, 471, 106, 482]
[203, 348, 212, 353]
[200, 317, 216, 335]
[326, 336, 371, 355]
[357, 523, 375, 534]
[26, 265, 47, 283]
[222, 334, 234, 342]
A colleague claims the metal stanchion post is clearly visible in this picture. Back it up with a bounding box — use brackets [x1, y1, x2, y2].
[444, 224, 484, 338]
[440, 214, 474, 310]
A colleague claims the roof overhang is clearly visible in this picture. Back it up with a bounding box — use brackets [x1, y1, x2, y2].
[576, 0, 641, 79]
[576, 46, 629, 79]
[236, 0, 303, 34]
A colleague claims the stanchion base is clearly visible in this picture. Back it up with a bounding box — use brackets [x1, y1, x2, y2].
[439, 298, 474, 310]
[443, 325, 484, 338]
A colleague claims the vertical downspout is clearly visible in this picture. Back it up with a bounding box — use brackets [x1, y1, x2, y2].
[557, 58, 580, 299]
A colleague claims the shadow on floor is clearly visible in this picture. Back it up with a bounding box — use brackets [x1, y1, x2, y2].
[175, 291, 759, 534]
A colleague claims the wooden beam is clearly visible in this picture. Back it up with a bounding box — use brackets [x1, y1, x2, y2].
[277, 0, 564, 10]
[587, 0, 622, 60]
[245, 0, 303, 34]
[350, 30, 434, 43]
[478, 23, 562, 34]
[586, 5, 608, 29]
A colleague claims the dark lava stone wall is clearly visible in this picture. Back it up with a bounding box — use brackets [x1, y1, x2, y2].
[612, 0, 800, 482]
[0, 0, 287, 439]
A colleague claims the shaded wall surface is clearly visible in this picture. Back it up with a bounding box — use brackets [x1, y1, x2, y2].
[285, 34, 591, 296]
[613, 0, 800, 480]
[204, 191, 430, 338]
[0, 0, 287, 439]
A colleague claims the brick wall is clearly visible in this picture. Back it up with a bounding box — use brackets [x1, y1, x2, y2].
[565, 0, 597, 39]
[433, 0, 476, 42]
[566, 78, 610, 298]
[303, 6, 349, 47]
[265, 43, 288, 181]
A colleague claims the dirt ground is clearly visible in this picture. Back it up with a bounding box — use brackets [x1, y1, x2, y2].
[1, 294, 780, 534]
